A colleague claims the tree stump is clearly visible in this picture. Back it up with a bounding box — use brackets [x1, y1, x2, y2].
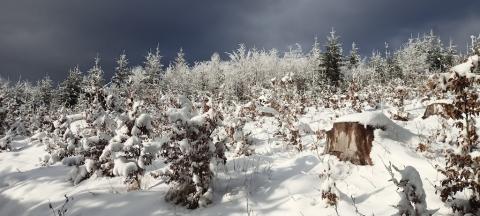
[324, 122, 375, 165]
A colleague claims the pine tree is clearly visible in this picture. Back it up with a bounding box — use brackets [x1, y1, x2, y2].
[443, 40, 458, 69]
[347, 42, 360, 70]
[167, 48, 191, 95]
[58, 66, 83, 108]
[99, 99, 154, 190]
[369, 51, 387, 84]
[161, 96, 225, 208]
[470, 35, 480, 73]
[112, 53, 131, 88]
[425, 31, 445, 72]
[307, 37, 324, 92]
[471, 35, 480, 56]
[144, 47, 163, 85]
[396, 37, 429, 85]
[85, 56, 104, 92]
[84, 56, 105, 108]
[386, 54, 403, 80]
[320, 29, 343, 87]
[0, 78, 9, 135]
[36, 76, 53, 109]
[207, 52, 224, 94]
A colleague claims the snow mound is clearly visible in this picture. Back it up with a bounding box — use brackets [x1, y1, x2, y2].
[30, 131, 47, 141]
[451, 55, 478, 74]
[257, 106, 279, 116]
[135, 113, 152, 130]
[113, 157, 138, 177]
[335, 111, 396, 129]
[426, 99, 452, 106]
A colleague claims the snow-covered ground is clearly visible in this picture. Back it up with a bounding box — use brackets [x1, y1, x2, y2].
[0, 103, 459, 215]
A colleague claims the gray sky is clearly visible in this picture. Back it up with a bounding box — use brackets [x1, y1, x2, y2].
[1, 0, 479, 83]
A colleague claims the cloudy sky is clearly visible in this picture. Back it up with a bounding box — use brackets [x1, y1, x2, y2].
[1, 0, 479, 83]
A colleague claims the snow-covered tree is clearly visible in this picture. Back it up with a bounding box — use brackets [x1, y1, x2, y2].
[425, 31, 445, 72]
[369, 51, 387, 84]
[308, 37, 323, 88]
[58, 66, 83, 108]
[144, 47, 163, 85]
[35, 76, 54, 109]
[443, 40, 458, 70]
[386, 163, 436, 216]
[165, 49, 191, 95]
[223, 44, 252, 100]
[320, 29, 343, 87]
[206, 52, 224, 94]
[433, 55, 480, 215]
[77, 95, 116, 179]
[161, 96, 225, 208]
[100, 99, 154, 190]
[0, 78, 9, 136]
[396, 38, 429, 85]
[112, 52, 131, 88]
[470, 35, 480, 73]
[347, 42, 360, 70]
[386, 54, 403, 80]
[85, 57, 104, 95]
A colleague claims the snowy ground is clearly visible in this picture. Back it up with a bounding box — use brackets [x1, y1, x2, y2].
[0, 102, 457, 216]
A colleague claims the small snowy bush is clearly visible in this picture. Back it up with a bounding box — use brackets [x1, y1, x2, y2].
[224, 112, 254, 156]
[432, 56, 480, 215]
[386, 163, 436, 216]
[161, 96, 225, 209]
[100, 99, 154, 190]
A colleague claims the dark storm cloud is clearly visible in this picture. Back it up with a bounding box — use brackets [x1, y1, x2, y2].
[0, 0, 479, 83]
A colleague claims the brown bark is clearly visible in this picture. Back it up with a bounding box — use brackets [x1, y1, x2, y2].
[324, 122, 375, 165]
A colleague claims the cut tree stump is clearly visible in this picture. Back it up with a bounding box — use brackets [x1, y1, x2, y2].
[324, 122, 376, 165]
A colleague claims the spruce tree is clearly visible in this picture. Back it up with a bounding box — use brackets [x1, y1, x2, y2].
[58, 66, 83, 108]
[84, 56, 105, 108]
[443, 40, 457, 69]
[308, 37, 324, 92]
[347, 42, 360, 70]
[85, 57, 104, 91]
[369, 51, 387, 84]
[112, 53, 131, 88]
[320, 29, 343, 87]
[144, 47, 163, 85]
[471, 35, 480, 73]
[386, 54, 403, 80]
[36, 76, 53, 109]
[425, 31, 445, 72]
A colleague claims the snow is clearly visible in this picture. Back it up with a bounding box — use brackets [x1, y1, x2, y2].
[426, 99, 452, 105]
[335, 111, 393, 128]
[30, 131, 47, 141]
[179, 138, 190, 153]
[124, 136, 140, 149]
[85, 159, 95, 173]
[67, 165, 89, 185]
[135, 113, 152, 130]
[257, 106, 279, 116]
[113, 157, 138, 177]
[62, 155, 84, 166]
[0, 103, 473, 215]
[451, 55, 478, 74]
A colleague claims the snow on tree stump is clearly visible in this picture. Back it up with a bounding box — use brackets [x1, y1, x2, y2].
[422, 102, 461, 120]
[324, 112, 395, 165]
